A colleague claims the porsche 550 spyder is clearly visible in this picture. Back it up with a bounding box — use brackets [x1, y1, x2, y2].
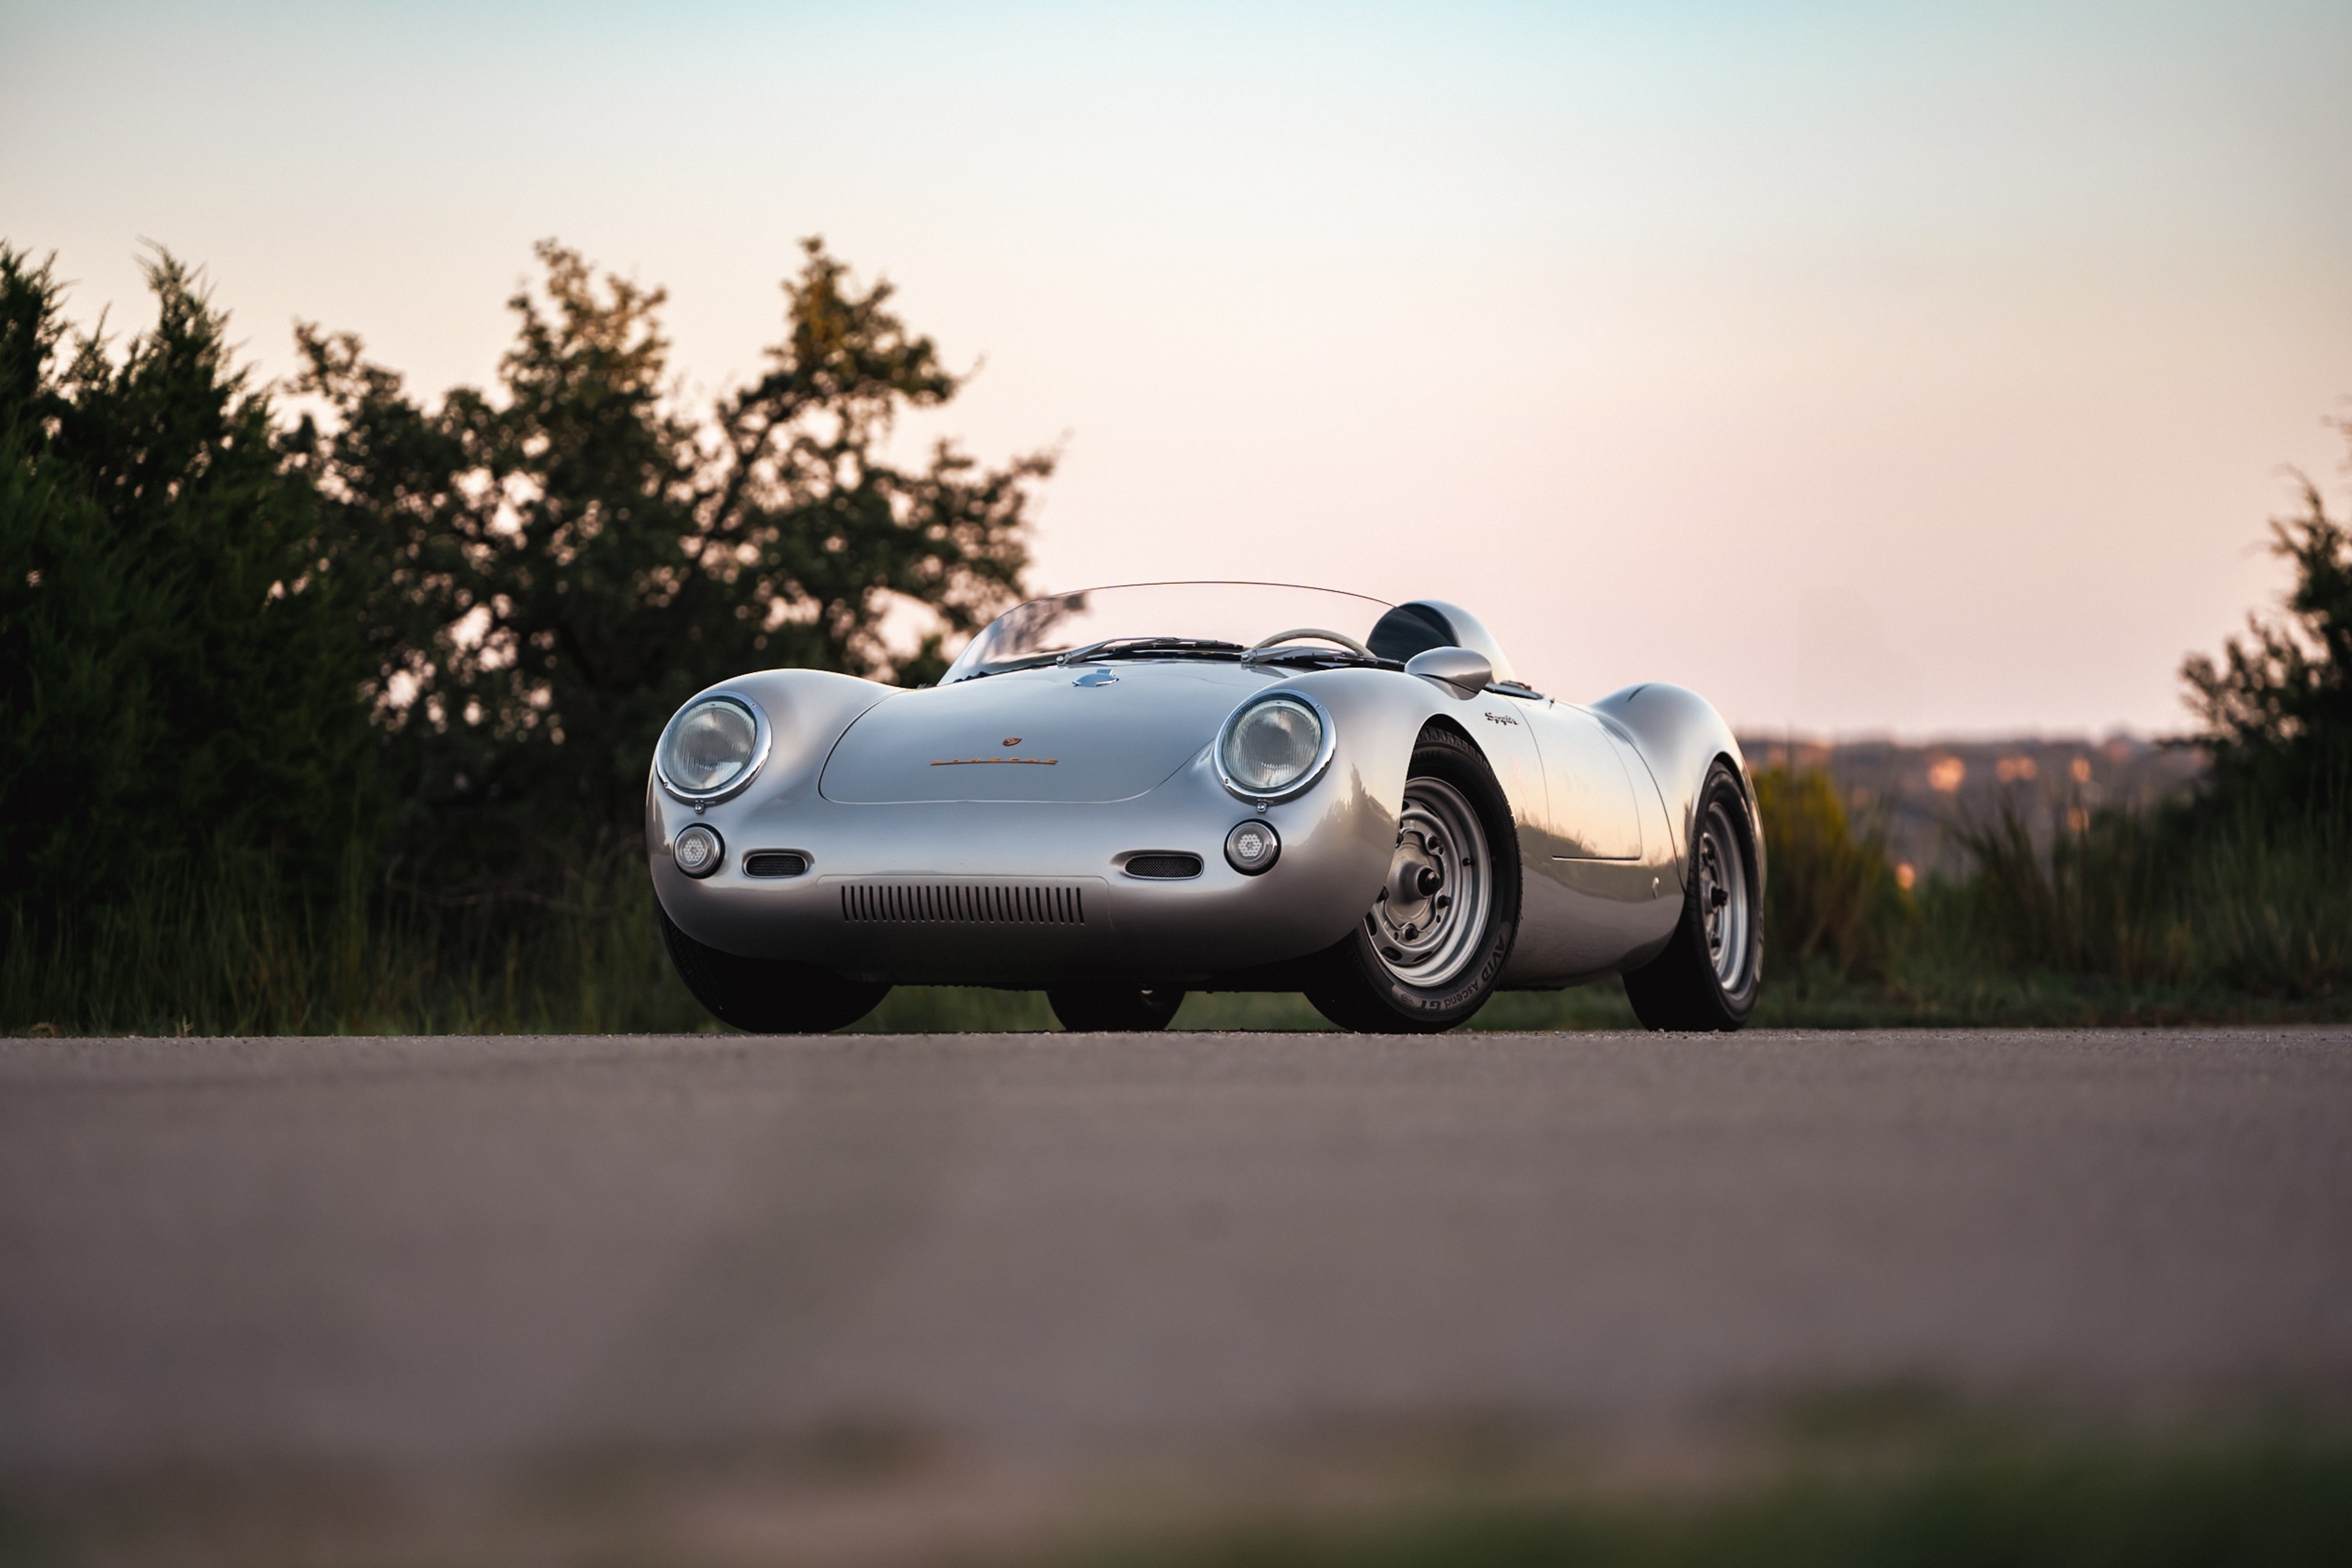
[647, 581, 1762, 1034]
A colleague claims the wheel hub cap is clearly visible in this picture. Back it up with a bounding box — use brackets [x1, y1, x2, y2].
[1697, 800, 1752, 991]
[1368, 776, 1492, 988]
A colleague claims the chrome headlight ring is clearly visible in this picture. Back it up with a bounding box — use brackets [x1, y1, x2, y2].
[1214, 690, 1337, 804]
[655, 691, 773, 807]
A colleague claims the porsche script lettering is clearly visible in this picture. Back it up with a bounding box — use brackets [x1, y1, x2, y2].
[932, 756, 1060, 766]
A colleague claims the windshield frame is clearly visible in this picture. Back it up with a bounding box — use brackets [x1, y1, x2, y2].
[940, 580, 1396, 683]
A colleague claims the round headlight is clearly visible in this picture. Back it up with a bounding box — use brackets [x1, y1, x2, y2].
[1218, 694, 1330, 800]
[658, 695, 767, 801]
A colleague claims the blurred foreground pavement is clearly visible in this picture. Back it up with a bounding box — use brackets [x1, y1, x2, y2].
[1, 1028, 2348, 1562]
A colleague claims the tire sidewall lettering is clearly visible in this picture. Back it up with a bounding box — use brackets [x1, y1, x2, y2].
[1374, 911, 1516, 1020]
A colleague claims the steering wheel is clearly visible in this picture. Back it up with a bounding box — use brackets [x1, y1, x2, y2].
[1245, 627, 1374, 661]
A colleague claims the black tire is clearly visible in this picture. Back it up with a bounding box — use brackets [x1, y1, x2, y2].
[1622, 761, 1762, 1031]
[1045, 985, 1187, 1032]
[659, 906, 890, 1033]
[1307, 725, 1521, 1034]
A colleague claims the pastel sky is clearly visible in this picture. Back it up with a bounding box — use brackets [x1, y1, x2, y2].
[6, 0, 2348, 736]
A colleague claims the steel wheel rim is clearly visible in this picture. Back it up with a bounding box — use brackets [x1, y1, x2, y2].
[1698, 800, 1751, 991]
[1368, 775, 1491, 989]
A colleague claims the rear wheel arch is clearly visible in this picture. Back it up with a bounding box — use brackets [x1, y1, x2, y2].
[1706, 748, 1766, 904]
[1623, 758, 1763, 1031]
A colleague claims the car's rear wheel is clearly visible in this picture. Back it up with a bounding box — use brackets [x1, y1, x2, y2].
[659, 906, 890, 1033]
[1046, 985, 1186, 1032]
[1622, 761, 1762, 1031]
[1307, 726, 1520, 1033]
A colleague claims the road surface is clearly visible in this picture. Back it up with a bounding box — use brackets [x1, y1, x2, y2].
[3, 1027, 2348, 1479]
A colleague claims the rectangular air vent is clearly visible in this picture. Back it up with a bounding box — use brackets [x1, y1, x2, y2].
[1122, 852, 1203, 880]
[840, 882, 1085, 925]
[743, 851, 808, 878]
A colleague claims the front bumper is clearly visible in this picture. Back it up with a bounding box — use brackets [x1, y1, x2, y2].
[649, 748, 1397, 986]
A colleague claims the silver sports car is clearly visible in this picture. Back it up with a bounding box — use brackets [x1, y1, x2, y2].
[647, 581, 1762, 1033]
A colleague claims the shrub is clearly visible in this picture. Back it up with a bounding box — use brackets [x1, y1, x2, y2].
[1752, 767, 1905, 980]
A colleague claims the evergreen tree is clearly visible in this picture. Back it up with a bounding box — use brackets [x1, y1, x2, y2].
[2181, 424, 2352, 808]
[0, 247, 376, 923]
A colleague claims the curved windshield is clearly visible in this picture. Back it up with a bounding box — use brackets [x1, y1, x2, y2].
[942, 581, 1395, 682]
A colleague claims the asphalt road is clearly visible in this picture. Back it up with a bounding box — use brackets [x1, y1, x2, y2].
[3, 1028, 2348, 1479]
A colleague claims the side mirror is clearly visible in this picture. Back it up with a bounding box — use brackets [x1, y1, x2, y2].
[1405, 646, 1492, 698]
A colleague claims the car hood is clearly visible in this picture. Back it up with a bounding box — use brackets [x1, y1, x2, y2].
[819, 661, 1270, 803]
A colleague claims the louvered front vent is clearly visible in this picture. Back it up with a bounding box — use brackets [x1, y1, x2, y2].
[840, 882, 1087, 926]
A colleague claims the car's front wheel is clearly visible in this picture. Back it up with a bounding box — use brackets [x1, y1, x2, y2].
[1621, 761, 1762, 1031]
[1307, 725, 1520, 1033]
[659, 907, 890, 1032]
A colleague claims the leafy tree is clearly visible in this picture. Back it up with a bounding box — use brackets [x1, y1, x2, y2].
[0, 246, 376, 924]
[293, 239, 1052, 891]
[2181, 424, 2352, 805]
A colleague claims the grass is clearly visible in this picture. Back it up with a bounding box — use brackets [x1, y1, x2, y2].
[4, 1403, 2347, 1568]
[1071, 1426, 2352, 1568]
[1933, 785, 2352, 999]
[1739, 762, 2352, 1029]
[1, 848, 710, 1038]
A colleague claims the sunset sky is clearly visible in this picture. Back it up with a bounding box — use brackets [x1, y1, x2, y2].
[6, 0, 2347, 737]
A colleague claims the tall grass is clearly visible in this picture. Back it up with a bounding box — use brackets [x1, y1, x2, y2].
[1941, 784, 2351, 999]
[1, 847, 708, 1037]
[1740, 756, 2352, 1021]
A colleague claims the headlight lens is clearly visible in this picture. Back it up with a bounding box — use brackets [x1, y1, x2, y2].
[1220, 696, 1327, 797]
[660, 697, 761, 797]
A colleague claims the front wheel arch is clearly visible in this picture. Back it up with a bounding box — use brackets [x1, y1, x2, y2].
[1306, 723, 1522, 1033]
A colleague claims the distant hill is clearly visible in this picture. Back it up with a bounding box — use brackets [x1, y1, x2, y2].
[1735, 734, 2209, 882]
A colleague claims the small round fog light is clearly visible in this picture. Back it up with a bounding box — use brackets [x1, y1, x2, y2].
[1225, 820, 1281, 875]
[673, 823, 724, 878]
